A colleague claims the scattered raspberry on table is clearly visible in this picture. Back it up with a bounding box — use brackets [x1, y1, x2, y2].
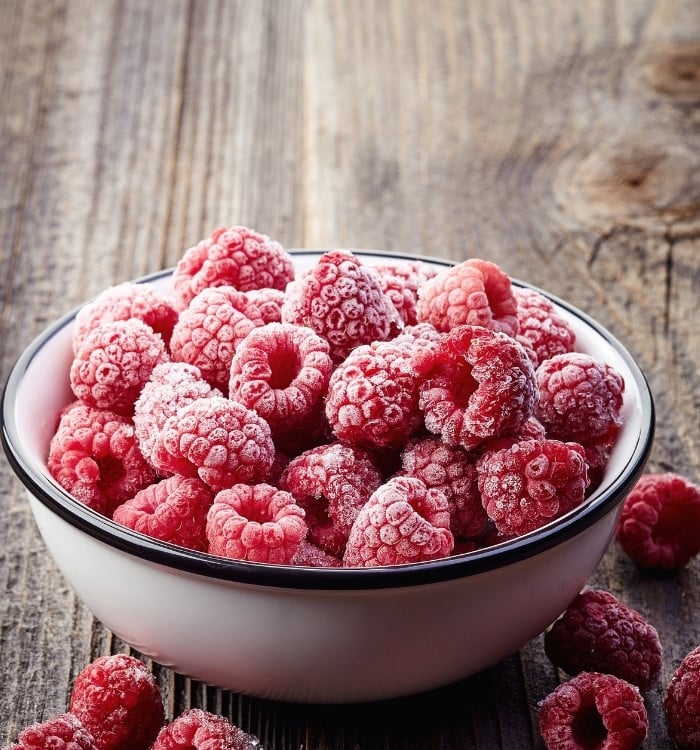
[664, 645, 700, 750]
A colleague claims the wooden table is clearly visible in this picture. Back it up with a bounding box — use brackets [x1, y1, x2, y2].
[1, 1, 698, 747]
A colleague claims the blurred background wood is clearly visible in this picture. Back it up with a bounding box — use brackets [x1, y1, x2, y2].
[1, 1, 698, 747]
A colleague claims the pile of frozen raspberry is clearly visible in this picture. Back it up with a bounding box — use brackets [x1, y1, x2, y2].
[2, 654, 260, 750]
[48, 225, 633, 568]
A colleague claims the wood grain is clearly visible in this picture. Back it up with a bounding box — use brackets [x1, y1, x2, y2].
[1, 1, 698, 747]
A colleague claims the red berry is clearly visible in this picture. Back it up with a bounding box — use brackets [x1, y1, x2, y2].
[664, 645, 700, 749]
[513, 287, 576, 367]
[173, 225, 294, 307]
[372, 260, 438, 326]
[616, 472, 700, 570]
[538, 671, 648, 750]
[68, 654, 164, 750]
[416, 258, 519, 336]
[207, 483, 307, 564]
[151, 708, 260, 750]
[343, 476, 454, 567]
[5, 713, 98, 750]
[544, 589, 662, 691]
[113, 475, 214, 552]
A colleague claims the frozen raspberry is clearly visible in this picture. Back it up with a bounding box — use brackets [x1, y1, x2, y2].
[48, 401, 156, 516]
[237, 287, 285, 324]
[113, 475, 214, 552]
[513, 287, 576, 367]
[281, 249, 403, 363]
[228, 323, 333, 439]
[477, 438, 589, 536]
[173, 225, 294, 307]
[665, 646, 700, 749]
[477, 415, 547, 456]
[72, 282, 179, 354]
[616, 472, 700, 571]
[69, 654, 164, 750]
[372, 260, 438, 326]
[207, 483, 307, 563]
[400, 436, 489, 539]
[416, 258, 519, 336]
[536, 353, 625, 446]
[343, 475, 454, 567]
[4, 713, 98, 750]
[133, 362, 220, 471]
[538, 671, 648, 750]
[290, 539, 343, 567]
[151, 709, 259, 750]
[70, 319, 170, 416]
[414, 324, 537, 450]
[279, 443, 383, 556]
[158, 396, 274, 491]
[170, 286, 262, 391]
[400, 322, 444, 347]
[544, 589, 662, 691]
[325, 337, 424, 448]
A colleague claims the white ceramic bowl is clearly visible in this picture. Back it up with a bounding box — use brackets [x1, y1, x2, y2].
[1, 251, 654, 703]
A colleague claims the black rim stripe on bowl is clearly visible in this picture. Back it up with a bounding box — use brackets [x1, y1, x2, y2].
[1, 251, 655, 590]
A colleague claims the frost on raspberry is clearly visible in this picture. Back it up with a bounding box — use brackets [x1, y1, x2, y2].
[477, 438, 590, 536]
[279, 443, 383, 557]
[113, 475, 214, 552]
[513, 287, 576, 367]
[664, 646, 700, 750]
[151, 709, 260, 750]
[207, 483, 307, 564]
[72, 281, 179, 354]
[371, 259, 438, 326]
[400, 436, 489, 539]
[169, 286, 263, 391]
[159, 396, 274, 491]
[544, 588, 662, 691]
[414, 324, 537, 451]
[281, 249, 403, 363]
[616, 472, 700, 571]
[70, 319, 170, 416]
[325, 337, 424, 448]
[538, 671, 648, 750]
[415, 258, 519, 336]
[47, 401, 156, 517]
[69, 654, 165, 750]
[228, 322, 333, 440]
[173, 225, 294, 308]
[4, 713, 98, 750]
[343, 475, 454, 567]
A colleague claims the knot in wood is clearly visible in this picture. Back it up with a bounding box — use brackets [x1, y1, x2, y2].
[643, 43, 700, 103]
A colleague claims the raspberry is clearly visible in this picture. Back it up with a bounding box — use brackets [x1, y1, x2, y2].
[68, 654, 164, 750]
[400, 436, 489, 539]
[372, 260, 438, 326]
[112, 475, 214, 552]
[281, 249, 403, 363]
[238, 287, 285, 324]
[616, 472, 700, 570]
[70, 319, 170, 416]
[664, 646, 700, 749]
[416, 258, 519, 336]
[169, 286, 262, 391]
[414, 324, 538, 450]
[290, 539, 343, 567]
[206, 483, 307, 563]
[173, 225, 294, 307]
[158, 396, 274, 491]
[544, 588, 662, 691]
[325, 337, 424, 448]
[4, 713, 98, 750]
[48, 401, 156, 516]
[343, 475, 454, 567]
[513, 287, 576, 367]
[228, 323, 333, 438]
[538, 671, 648, 750]
[536, 352, 625, 446]
[151, 709, 260, 750]
[72, 282, 179, 354]
[279, 443, 383, 556]
[477, 438, 590, 536]
[133, 362, 220, 471]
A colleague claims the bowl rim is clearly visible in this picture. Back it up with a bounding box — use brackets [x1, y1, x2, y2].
[1, 250, 655, 591]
